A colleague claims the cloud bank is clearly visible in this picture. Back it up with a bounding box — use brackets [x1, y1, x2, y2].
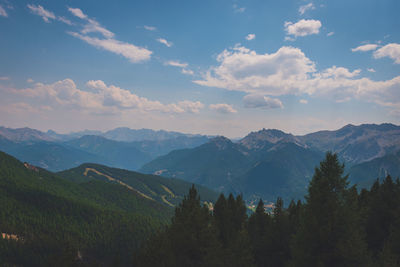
[194, 45, 400, 111]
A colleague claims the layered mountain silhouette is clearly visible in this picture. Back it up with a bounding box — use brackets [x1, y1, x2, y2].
[1, 123, 399, 203]
[141, 123, 400, 202]
[0, 127, 210, 171]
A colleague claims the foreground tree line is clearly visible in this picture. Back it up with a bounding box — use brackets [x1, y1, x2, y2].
[135, 152, 400, 267]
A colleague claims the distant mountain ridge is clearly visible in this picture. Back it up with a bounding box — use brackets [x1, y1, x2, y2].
[0, 126, 211, 171]
[141, 123, 400, 203]
[1, 123, 399, 203]
[299, 123, 400, 164]
[0, 126, 210, 143]
[0, 126, 56, 142]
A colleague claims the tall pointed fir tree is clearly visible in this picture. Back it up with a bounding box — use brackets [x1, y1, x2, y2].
[290, 152, 369, 267]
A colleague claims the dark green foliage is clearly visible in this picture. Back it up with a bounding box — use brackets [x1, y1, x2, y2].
[138, 152, 400, 267]
[290, 152, 369, 267]
[2, 147, 400, 266]
[359, 175, 400, 264]
[59, 163, 219, 205]
[0, 151, 171, 266]
[136, 188, 254, 267]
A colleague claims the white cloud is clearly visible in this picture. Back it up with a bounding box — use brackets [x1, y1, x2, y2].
[233, 4, 245, 13]
[67, 7, 114, 38]
[165, 61, 188, 68]
[27, 5, 152, 63]
[0, 76, 9, 80]
[27, 4, 56, 23]
[0, 5, 8, 17]
[285, 19, 322, 38]
[144, 25, 157, 31]
[68, 32, 152, 63]
[246, 34, 256, 41]
[243, 94, 283, 109]
[209, 103, 237, 114]
[181, 69, 194, 75]
[157, 38, 173, 47]
[27, 4, 72, 25]
[26, 78, 34, 83]
[7, 79, 203, 115]
[284, 36, 295, 42]
[81, 18, 114, 38]
[64, 7, 152, 63]
[174, 100, 204, 113]
[320, 66, 361, 79]
[68, 7, 114, 38]
[194, 45, 400, 111]
[299, 3, 315, 15]
[373, 43, 400, 64]
[367, 68, 376, 73]
[68, 7, 87, 19]
[299, 99, 308, 104]
[165, 61, 194, 75]
[351, 44, 379, 52]
[194, 45, 316, 96]
[58, 16, 73, 25]
[327, 32, 334, 37]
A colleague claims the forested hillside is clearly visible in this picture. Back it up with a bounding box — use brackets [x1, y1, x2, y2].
[136, 153, 400, 267]
[0, 151, 178, 265]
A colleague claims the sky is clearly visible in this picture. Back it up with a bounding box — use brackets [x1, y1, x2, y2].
[0, 0, 399, 138]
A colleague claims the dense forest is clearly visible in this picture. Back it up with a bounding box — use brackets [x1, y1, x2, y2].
[1, 151, 400, 266]
[0, 151, 171, 266]
[135, 152, 400, 267]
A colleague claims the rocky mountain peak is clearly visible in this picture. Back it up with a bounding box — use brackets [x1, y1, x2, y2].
[239, 128, 302, 150]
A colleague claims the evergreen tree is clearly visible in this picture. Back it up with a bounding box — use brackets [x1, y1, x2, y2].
[248, 199, 269, 267]
[214, 193, 254, 267]
[359, 175, 400, 264]
[168, 185, 221, 267]
[290, 152, 368, 267]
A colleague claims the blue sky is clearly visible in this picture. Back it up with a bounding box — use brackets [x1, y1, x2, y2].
[0, 0, 399, 137]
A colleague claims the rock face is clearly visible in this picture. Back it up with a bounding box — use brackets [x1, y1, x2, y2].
[239, 128, 304, 151]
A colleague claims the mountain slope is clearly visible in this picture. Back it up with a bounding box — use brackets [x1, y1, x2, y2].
[237, 142, 324, 202]
[0, 151, 171, 265]
[0, 126, 55, 142]
[58, 163, 219, 207]
[141, 134, 326, 203]
[299, 123, 400, 164]
[64, 135, 151, 170]
[0, 139, 105, 171]
[348, 151, 400, 188]
[140, 136, 251, 192]
[102, 127, 192, 142]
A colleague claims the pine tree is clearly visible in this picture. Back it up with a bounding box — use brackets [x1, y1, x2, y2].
[248, 199, 270, 267]
[214, 193, 254, 267]
[290, 152, 369, 267]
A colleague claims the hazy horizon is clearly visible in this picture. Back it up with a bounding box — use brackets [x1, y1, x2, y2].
[0, 121, 398, 140]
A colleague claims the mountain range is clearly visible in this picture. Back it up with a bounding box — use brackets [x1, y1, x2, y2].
[1, 123, 399, 203]
[0, 127, 210, 171]
[141, 123, 400, 203]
